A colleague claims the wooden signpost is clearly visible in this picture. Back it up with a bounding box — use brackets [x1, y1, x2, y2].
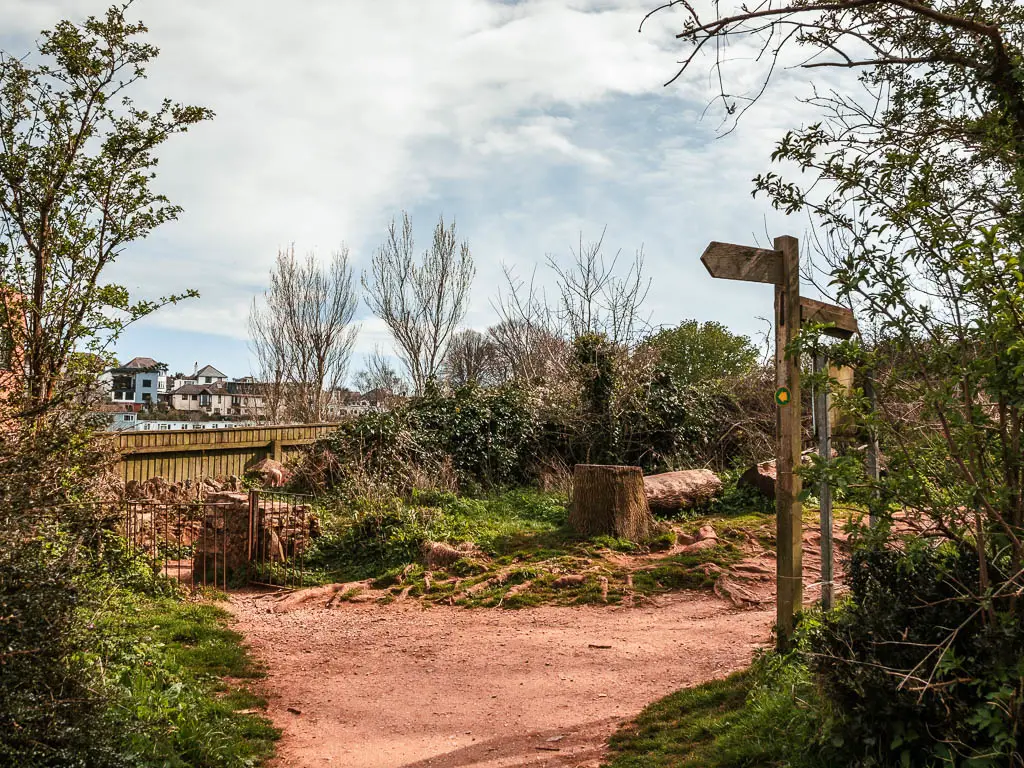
[700, 238, 857, 645]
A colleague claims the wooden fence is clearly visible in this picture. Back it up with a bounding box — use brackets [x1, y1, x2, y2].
[115, 423, 340, 484]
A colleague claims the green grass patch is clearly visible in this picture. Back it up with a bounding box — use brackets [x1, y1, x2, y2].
[98, 593, 279, 767]
[605, 657, 826, 768]
[300, 487, 766, 608]
[305, 488, 575, 582]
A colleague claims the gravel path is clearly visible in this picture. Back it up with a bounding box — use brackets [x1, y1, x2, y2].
[229, 593, 773, 767]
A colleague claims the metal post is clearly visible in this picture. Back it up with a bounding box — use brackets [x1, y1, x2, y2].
[249, 489, 259, 584]
[774, 234, 803, 648]
[222, 505, 228, 592]
[814, 354, 834, 610]
[865, 374, 881, 527]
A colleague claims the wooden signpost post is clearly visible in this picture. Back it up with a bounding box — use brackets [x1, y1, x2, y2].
[700, 237, 856, 645]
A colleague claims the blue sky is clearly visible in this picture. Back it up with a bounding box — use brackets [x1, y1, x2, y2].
[0, 0, 842, 382]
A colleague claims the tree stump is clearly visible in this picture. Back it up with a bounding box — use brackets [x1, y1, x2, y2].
[569, 464, 654, 542]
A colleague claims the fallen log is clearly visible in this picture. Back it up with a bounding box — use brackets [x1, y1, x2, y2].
[643, 469, 723, 511]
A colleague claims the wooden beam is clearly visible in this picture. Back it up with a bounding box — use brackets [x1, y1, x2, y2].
[774, 234, 803, 649]
[800, 297, 858, 338]
[121, 437, 320, 455]
[814, 354, 834, 610]
[700, 242, 783, 285]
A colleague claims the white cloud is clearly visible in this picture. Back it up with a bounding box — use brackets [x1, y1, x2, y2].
[0, 0, 857, 375]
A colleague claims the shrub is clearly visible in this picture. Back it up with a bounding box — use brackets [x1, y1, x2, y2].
[0, 531, 117, 767]
[806, 537, 1024, 767]
[296, 384, 536, 496]
[412, 383, 537, 488]
[307, 498, 432, 578]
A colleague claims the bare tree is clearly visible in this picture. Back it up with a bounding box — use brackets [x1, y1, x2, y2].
[486, 317, 569, 384]
[443, 329, 499, 387]
[248, 307, 288, 423]
[249, 246, 359, 423]
[363, 212, 475, 394]
[491, 228, 650, 383]
[353, 346, 409, 397]
[548, 228, 651, 345]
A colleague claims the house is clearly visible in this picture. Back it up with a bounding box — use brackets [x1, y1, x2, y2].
[323, 388, 390, 419]
[195, 365, 227, 385]
[225, 377, 266, 418]
[168, 372, 265, 418]
[108, 411, 140, 431]
[169, 382, 232, 415]
[97, 356, 168, 409]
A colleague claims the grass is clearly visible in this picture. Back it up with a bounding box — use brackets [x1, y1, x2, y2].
[605, 659, 824, 768]
[98, 591, 279, 767]
[301, 487, 765, 608]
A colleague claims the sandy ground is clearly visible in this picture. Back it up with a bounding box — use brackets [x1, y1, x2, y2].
[227, 515, 848, 768]
[229, 592, 774, 768]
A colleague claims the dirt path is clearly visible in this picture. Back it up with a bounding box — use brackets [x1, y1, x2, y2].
[229, 593, 773, 768]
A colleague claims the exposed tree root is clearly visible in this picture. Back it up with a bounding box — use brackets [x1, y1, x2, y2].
[271, 580, 373, 612]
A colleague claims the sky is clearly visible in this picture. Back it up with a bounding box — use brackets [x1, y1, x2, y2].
[0, 0, 845, 382]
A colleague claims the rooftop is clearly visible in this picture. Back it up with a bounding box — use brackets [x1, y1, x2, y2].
[116, 356, 162, 371]
[172, 383, 229, 396]
[195, 364, 227, 378]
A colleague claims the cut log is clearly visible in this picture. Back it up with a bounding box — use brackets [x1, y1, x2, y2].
[569, 464, 654, 542]
[739, 460, 778, 498]
[739, 449, 834, 499]
[643, 469, 723, 510]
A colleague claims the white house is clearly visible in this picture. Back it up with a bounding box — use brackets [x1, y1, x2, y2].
[97, 357, 167, 408]
[195, 365, 227, 385]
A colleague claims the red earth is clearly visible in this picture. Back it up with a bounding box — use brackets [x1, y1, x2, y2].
[227, 521, 841, 767]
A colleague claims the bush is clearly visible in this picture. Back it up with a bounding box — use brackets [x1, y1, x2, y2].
[412, 383, 537, 488]
[296, 383, 537, 496]
[0, 530, 117, 767]
[805, 537, 1024, 767]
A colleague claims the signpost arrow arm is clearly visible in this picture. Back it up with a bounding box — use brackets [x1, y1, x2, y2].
[700, 242, 782, 285]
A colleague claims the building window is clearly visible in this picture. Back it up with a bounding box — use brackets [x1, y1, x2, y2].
[142, 379, 153, 388]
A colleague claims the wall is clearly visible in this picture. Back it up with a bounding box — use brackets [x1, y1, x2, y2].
[116, 422, 339, 484]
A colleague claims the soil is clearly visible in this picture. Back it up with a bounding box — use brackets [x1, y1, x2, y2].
[227, 517, 845, 768]
[230, 593, 771, 768]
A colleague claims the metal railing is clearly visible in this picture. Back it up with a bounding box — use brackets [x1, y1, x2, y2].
[122, 489, 316, 589]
